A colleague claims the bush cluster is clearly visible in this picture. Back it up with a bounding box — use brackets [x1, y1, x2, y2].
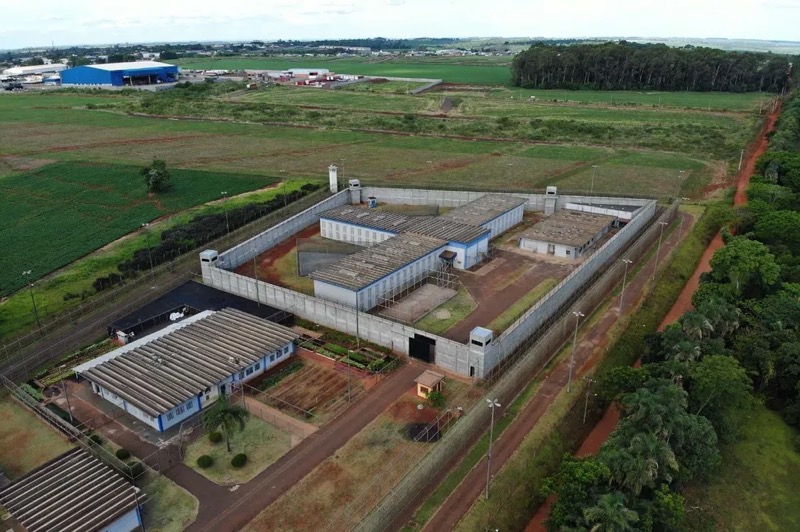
[208, 431, 223, 443]
[231, 453, 248, 468]
[115, 448, 131, 460]
[197, 455, 214, 468]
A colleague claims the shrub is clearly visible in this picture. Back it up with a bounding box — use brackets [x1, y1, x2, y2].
[115, 448, 131, 460]
[127, 461, 145, 478]
[428, 390, 447, 408]
[89, 434, 103, 445]
[795, 435, 800, 453]
[20, 383, 44, 402]
[196, 455, 214, 468]
[208, 431, 223, 443]
[231, 453, 248, 468]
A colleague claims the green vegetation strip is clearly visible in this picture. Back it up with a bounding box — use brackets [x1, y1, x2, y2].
[486, 278, 559, 332]
[414, 287, 477, 335]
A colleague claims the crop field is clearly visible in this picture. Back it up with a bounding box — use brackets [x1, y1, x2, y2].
[0, 161, 278, 296]
[169, 56, 513, 84]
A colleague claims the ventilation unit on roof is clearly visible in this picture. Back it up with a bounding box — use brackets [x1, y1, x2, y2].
[356, 212, 369, 219]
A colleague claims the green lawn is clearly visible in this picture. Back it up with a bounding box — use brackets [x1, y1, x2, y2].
[487, 278, 560, 333]
[184, 418, 292, 485]
[0, 398, 74, 479]
[415, 286, 477, 335]
[683, 405, 800, 531]
[141, 474, 199, 532]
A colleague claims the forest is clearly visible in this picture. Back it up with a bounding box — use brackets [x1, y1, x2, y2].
[544, 92, 800, 530]
[512, 41, 795, 92]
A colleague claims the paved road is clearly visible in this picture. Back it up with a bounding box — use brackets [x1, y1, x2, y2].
[421, 211, 692, 532]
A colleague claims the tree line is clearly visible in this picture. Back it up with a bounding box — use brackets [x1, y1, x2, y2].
[545, 91, 800, 530]
[512, 41, 795, 92]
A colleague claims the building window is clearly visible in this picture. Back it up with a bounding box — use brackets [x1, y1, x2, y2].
[270, 354, 276, 362]
[566, 250, 571, 255]
[239, 371, 245, 379]
[255, 362, 261, 370]
[175, 405, 185, 415]
[246, 367, 254, 376]
[283, 345, 290, 355]
[186, 400, 194, 411]
[166, 412, 175, 420]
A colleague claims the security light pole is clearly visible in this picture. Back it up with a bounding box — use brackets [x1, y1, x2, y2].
[567, 311, 585, 393]
[653, 221, 669, 281]
[590, 165, 599, 195]
[485, 398, 501, 499]
[22, 270, 42, 332]
[141, 223, 154, 279]
[619, 259, 633, 318]
[583, 378, 596, 424]
[221, 191, 230, 234]
[251, 249, 260, 308]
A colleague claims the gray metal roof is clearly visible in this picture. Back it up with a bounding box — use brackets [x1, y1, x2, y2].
[441, 194, 528, 227]
[77, 308, 298, 417]
[310, 232, 447, 291]
[520, 210, 616, 247]
[0, 449, 139, 532]
[570, 202, 641, 213]
[320, 205, 488, 243]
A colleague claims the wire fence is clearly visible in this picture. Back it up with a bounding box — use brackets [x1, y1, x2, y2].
[0, 188, 330, 382]
[325, 202, 679, 531]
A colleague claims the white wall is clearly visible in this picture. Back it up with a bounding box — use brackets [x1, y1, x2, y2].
[159, 396, 199, 432]
[565, 202, 638, 221]
[320, 219, 395, 246]
[314, 280, 358, 308]
[482, 204, 525, 238]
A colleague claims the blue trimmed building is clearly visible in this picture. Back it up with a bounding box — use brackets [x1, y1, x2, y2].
[61, 61, 179, 87]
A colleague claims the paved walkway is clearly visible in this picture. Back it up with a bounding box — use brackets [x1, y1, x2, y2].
[421, 211, 692, 532]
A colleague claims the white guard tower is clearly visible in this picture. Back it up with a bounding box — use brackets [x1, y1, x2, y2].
[329, 165, 339, 193]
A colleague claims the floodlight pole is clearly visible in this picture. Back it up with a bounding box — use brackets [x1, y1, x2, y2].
[141, 223, 154, 279]
[221, 191, 230, 234]
[583, 378, 595, 424]
[619, 259, 633, 318]
[251, 249, 260, 308]
[485, 398, 501, 499]
[567, 311, 585, 393]
[22, 270, 42, 332]
[590, 165, 599, 195]
[62, 378, 74, 424]
[653, 221, 669, 281]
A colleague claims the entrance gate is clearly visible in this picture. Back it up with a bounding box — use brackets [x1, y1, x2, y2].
[409, 334, 436, 363]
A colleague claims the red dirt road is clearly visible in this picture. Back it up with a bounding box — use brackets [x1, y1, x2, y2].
[525, 99, 782, 532]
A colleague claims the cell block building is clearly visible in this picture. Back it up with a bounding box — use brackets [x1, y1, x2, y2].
[73, 308, 298, 432]
[519, 209, 616, 259]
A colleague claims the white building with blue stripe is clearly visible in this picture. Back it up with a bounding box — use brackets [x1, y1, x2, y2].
[73, 308, 298, 432]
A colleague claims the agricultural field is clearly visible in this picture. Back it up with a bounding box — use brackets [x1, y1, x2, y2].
[169, 56, 513, 85]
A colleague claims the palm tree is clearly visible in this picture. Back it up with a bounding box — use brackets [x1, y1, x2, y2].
[670, 340, 702, 364]
[583, 492, 639, 531]
[602, 433, 678, 496]
[202, 394, 250, 453]
[681, 311, 714, 341]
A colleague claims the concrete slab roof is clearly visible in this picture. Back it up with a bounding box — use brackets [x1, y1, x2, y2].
[320, 205, 488, 244]
[520, 210, 616, 247]
[310, 232, 447, 292]
[415, 370, 445, 388]
[74, 308, 298, 417]
[441, 194, 528, 227]
[0, 449, 139, 532]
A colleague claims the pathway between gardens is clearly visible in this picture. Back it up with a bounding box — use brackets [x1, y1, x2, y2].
[526, 98, 783, 531]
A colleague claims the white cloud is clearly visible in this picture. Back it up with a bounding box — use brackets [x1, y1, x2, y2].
[0, 0, 797, 49]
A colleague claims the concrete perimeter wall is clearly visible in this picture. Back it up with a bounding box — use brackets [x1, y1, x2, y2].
[206, 186, 657, 377]
[360, 187, 651, 213]
[219, 190, 351, 269]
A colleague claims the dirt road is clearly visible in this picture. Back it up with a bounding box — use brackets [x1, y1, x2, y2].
[421, 212, 692, 532]
[526, 100, 783, 531]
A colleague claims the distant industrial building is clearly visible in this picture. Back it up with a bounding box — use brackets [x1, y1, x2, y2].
[74, 308, 298, 432]
[60, 61, 179, 87]
[2, 64, 67, 76]
[519, 209, 616, 259]
[0, 449, 142, 532]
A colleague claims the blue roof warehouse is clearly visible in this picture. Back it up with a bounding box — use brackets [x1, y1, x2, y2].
[60, 60, 179, 87]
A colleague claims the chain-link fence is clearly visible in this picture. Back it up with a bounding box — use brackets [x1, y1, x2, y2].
[1, 188, 330, 382]
[323, 202, 679, 531]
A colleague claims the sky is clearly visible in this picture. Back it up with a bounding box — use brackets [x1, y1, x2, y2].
[2, 0, 799, 50]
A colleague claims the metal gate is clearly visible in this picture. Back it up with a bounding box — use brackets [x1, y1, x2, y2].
[409, 334, 435, 363]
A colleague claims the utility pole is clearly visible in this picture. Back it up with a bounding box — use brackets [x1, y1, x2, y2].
[567, 311, 585, 393]
[141, 223, 154, 279]
[619, 259, 633, 318]
[485, 398, 501, 499]
[653, 221, 669, 281]
[22, 270, 42, 332]
[221, 191, 230, 234]
[347, 350, 352, 403]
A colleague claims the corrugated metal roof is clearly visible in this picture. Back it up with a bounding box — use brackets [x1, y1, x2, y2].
[320, 205, 488, 244]
[85, 61, 175, 71]
[520, 210, 615, 247]
[310, 232, 446, 291]
[0, 449, 139, 532]
[441, 194, 528, 227]
[76, 308, 298, 417]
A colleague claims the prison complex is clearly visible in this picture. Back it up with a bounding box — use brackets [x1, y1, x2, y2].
[73, 308, 298, 432]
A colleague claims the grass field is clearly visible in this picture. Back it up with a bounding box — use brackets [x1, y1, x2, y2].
[184, 417, 292, 485]
[141, 474, 199, 532]
[487, 278, 559, 332]
[169, 56, 512, 85]
[683, 405, 800, 531]
[415, 286, 477, 335]
[0, 398, 73, 479]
